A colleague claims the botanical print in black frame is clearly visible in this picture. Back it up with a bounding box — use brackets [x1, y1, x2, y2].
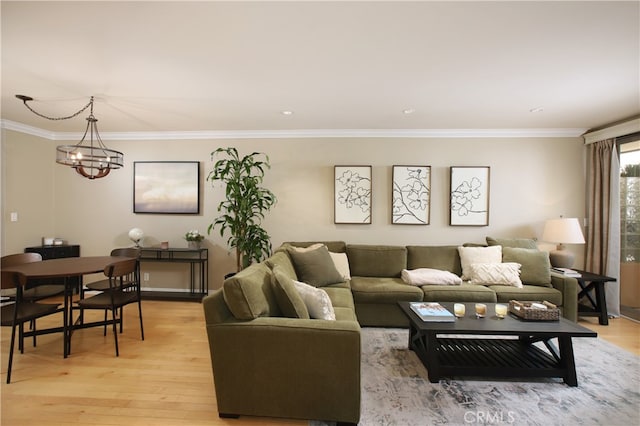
[449, 166, 490, 226]
[334, 165, 372, 224]
[392, 165, 431, 225]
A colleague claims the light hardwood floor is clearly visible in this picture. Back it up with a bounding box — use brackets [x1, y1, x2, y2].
[2, 300, 638, 425]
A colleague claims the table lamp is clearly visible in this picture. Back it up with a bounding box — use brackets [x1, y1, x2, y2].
[542, 217, 585, 268]
[128, 228, 144, 248]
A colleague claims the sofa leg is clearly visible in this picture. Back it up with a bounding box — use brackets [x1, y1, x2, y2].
[218, 413, 239, 419]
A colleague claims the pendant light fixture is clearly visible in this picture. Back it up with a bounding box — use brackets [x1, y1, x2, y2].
[16, 94, 124, 180]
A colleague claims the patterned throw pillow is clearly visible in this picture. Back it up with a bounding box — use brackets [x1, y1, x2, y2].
[293, 280, 336, 320]
[468, 262, 523, 287]
[457, 245, 503, 280]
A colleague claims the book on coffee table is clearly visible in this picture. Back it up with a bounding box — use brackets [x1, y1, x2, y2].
[551, 267, 582, 277]
[409, 302, 455, 322]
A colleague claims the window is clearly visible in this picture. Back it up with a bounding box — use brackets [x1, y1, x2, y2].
[620, 139, 640, 263]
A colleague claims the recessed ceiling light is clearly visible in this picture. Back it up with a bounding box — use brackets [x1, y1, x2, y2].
[529, 107, 544, 113]
[281, 110, 294, 116]
[403, 108, 415, 115]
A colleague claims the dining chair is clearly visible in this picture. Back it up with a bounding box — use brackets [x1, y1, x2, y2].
[1, 253, 66, 301]
[1, 253, 66, 350]
[82, 247, 140, 334]
[76, 258, 144, 356]
[85, 248, 141, 292]
[1, 270, 65, 384]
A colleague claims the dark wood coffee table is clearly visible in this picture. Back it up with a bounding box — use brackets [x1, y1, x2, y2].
[398, 302, 597, 386]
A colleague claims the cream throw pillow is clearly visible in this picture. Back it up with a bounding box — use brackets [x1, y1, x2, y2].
[293, 280, 336, 320]
[290, 243, 324, 253]
[329, 252, 351, 280]
[401, 268, 462, 286]
[458, 245, 502, 280]
[468, 262, 523, 287]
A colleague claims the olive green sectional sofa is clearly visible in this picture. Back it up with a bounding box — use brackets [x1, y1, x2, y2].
[202, 239, 578, 425]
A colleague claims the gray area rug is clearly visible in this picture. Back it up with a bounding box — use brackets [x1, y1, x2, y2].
[311, 328, 640, 426]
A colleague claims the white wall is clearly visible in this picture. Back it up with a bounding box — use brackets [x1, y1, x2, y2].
[2, 130, 586, 291]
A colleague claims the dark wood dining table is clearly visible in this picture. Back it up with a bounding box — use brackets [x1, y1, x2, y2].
[2, 255, 134, 357]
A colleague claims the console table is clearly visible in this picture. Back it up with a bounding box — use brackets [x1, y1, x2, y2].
[139, 247, 208, 301]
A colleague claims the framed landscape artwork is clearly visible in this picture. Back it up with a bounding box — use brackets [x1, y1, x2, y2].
[334, 165, 372, 224]
[134, 161, 200, 214]
[449, 166, 490, 226]
[392, 165, 431, 225]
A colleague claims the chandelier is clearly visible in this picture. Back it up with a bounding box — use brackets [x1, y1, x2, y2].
[16, 95, 124, 180]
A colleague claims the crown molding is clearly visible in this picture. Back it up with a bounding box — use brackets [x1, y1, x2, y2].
[0, 120, 56, 140]
[1, 120, 587, 140]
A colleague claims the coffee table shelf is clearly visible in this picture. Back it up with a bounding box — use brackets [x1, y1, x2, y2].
[427, 337, 563, 379]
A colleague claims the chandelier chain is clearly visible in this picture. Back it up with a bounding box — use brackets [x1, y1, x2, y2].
[21, 97, 94, 121]
[17, 94, 122, 180]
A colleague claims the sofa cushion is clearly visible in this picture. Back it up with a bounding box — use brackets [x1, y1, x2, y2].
[486, 237, 538, 249]
[401, 268, 462, 286]
[271, 265, 310, 319]
[421, 283, 497, 303]
[265, 251, 298, 280]
[489, 284, 562, 306]
[458, 245, 502, 280]
[347, 245, 407, 278]
[288, 245, 344, 287]
[293, 280, 336, 320]
[468, 262, 523, 287]
[333, 306, 358, 322]
[406, 245, 462, 276]
[323, 286, 355, 310]
[350, 277, 423, 303]
[223, 263, 280, 320]
[502, 247, 552, 287]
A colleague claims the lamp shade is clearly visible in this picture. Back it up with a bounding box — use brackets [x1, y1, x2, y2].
[542, 217, 585, 268]
[542, 218, 585, 244]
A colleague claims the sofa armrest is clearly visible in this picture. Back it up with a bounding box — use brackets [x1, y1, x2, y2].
[550, 272, 578, 322]
[204, 310, 361, 423]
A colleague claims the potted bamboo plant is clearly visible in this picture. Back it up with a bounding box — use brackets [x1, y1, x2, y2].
[207, 147, 277, 272]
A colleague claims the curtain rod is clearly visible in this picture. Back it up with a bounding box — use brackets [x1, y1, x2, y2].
[583, 118, 640, 145]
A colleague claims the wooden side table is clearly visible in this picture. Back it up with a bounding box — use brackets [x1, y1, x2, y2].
[573, 269, 616, 325]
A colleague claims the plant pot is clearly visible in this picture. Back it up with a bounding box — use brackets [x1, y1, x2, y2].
[188, 241, 201, 249]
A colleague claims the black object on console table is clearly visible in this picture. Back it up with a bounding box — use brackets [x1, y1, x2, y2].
[138, 247, 208, 302]
[24, 244, 81, 291]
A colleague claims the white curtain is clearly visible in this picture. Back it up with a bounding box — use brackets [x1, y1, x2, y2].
[607, 146, 621, 317]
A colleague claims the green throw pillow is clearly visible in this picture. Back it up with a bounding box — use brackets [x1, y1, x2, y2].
[271, 266, 310, 319]
[288, 245, 344, 287]
[222, 263, 276, 320]
[486, 237, 538, 249]
[502, 247, 551, 287]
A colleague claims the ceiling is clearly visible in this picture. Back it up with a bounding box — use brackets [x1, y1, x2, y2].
[2, 1, 639, 138]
